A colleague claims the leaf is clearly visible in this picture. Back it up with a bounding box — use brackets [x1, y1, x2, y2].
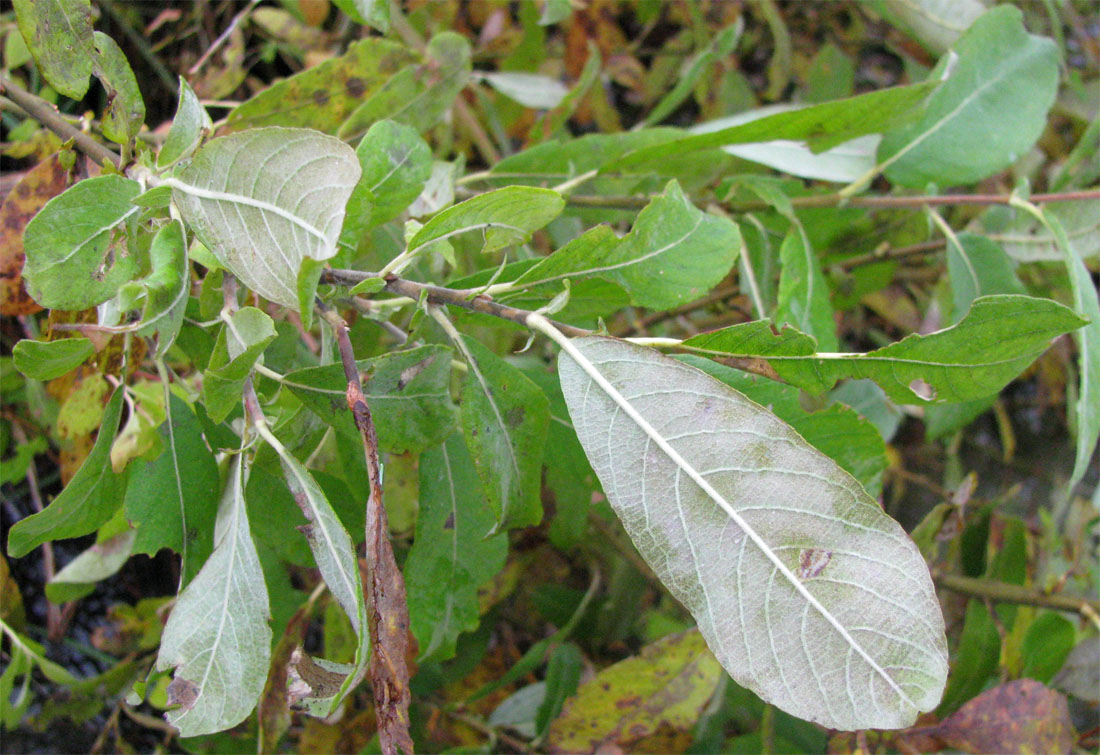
[1020, 612, 1075, 684]
[270, 439, 368, 717]
[224, 38, 417, 134]
[404, 434, 508, 664]
[944, 232, 1026, 324]
[407, 186, 564, 257]
[680, 356, 887, 497]
[607, 80, 938, 170]
[283, 344, 456, 454]
[545, 630, 722, 752]
[683, 296, 1087, 404]
[156, 453, 272, 737]
[536, 642, 584, 737]
[7, 388, 126, 558]
[458, 336, 550, 531]
[12, 337, 94, 380]
[528, 43, 602, 143]
[159, 78, 212, 167]
[22, 175, 141, 310]
[482, 72, 570, 109]
[776, 225, 838, 351]
[124, 394, 220, 586]
[805, 43, 855, 103]
[912, 680, 1076, 755]
[0, 152, 72, 316]
[868, 0, 986, 54]
[122, 220, 190, 357]
[642, 20, 742, 127]
[878, 6, 1059, 187]
[46, 528, 135, 603]
[13, 0, 95, 99]
[514, 181, 741, 311]
[340, 119, 432, 245]
[991, 200, 1100, 262]
[555, 336, 948, 729]
[202, 307, 277, 422]
[330, 0, 388, 32]
[92, 31, 145, 144]
[338, 33, 471, 140]
[168, 127, 360, 309]
[1021, 204, 1100, 493]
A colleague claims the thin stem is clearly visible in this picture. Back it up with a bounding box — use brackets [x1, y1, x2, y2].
[188, 0, 261, 75]
[1, 76, 122, 168]
[934, 572, 1100, 616]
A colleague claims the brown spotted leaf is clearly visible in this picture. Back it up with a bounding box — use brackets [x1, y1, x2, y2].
[224, 38, 417, 134]
[546, 629, 722, 754]
[0, 153, 73, 315]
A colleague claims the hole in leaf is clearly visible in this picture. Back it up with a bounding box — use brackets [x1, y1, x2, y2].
[908, 379, 936, 401]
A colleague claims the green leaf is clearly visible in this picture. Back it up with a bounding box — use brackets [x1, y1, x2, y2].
[458, 336, 549, 531]
[1020, 612, 1076, 684]
[529, 45, 601, 143]
[224, 38, 417, 134]
[407, 186, 564, 257]
[22, 175, 141, 310]
[514, 182, 741, 311]
[805, 42, 855, 103]
[296, 257, 325, 332]
[125, 220, 189, 357]
[330, 0, 388, 32]
[404, 434, 508, 664]
[992, 200, 1100, 262]
[481, 72, 569, 109]
[338, 33, 471, 140]
[642, 20, 742, 127]
[12, 337, 94, 380]
[92, 31, 145, 144]
[0, 436, 47, 487]
[202, 307, 277, 422]
[683, 296, 1086, 404]
[607, 79, 938, 170]
[555, 336, 948, 729]
[775, 225, 838, 351]
[124, 394, 220, 586]
[266, 439, 368, 717]
[7, 388, 126, 558]
[546, 630, 723, 751]
[159, 78, 212, 168]
[168, 127, 360, 309]
[283, 344, 456, 454]
[536, 642, 584, 737]
[156, 453, 272, 737]
[878, 6, 1059, 187]
[341, 120, 432, 245]
[944, 232, 1026, 324]
[46, 528, 135, 603]
[13, 0, 95, 99]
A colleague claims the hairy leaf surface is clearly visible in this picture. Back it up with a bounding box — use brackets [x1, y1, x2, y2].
[157, 454, 271, 737]
[557, 336, 948, 729]
[169, 127, 360, 308]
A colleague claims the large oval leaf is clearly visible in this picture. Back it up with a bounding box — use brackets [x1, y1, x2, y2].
[168, 127, 360, 308]
[556, 336, 948, 730]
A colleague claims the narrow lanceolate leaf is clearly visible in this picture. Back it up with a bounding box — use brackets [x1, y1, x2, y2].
[459, 336, 549, 531]
[123, 220, 189, 357]
[168, 127, 360, 308]
[269, 440, 368, 716]
[7, 388, 126, 558]
[92, 32, 145, 144]
[22, 175, 141, 310]
[12, 337, 95, 381]
[775, 226, 837, 352]
[407, 186, 564, 256]
[683, 296, 1087, 404]
[124, 394, 220, 586]
[405, 435, 508, 664]
[606, 80, 937, 170]
[877, 6, 1059, 188]
[514, 181, 741, 311]
[556, 336, 948, 730]
[157, 454, 271, 737]
[13, 0, 95, 99]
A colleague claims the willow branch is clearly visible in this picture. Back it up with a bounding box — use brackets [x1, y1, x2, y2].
[323, 270, 781, 381]
[934, 572, 1100, 615]
[1, 76, 122, 168]
[315, 299, 413, 755]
